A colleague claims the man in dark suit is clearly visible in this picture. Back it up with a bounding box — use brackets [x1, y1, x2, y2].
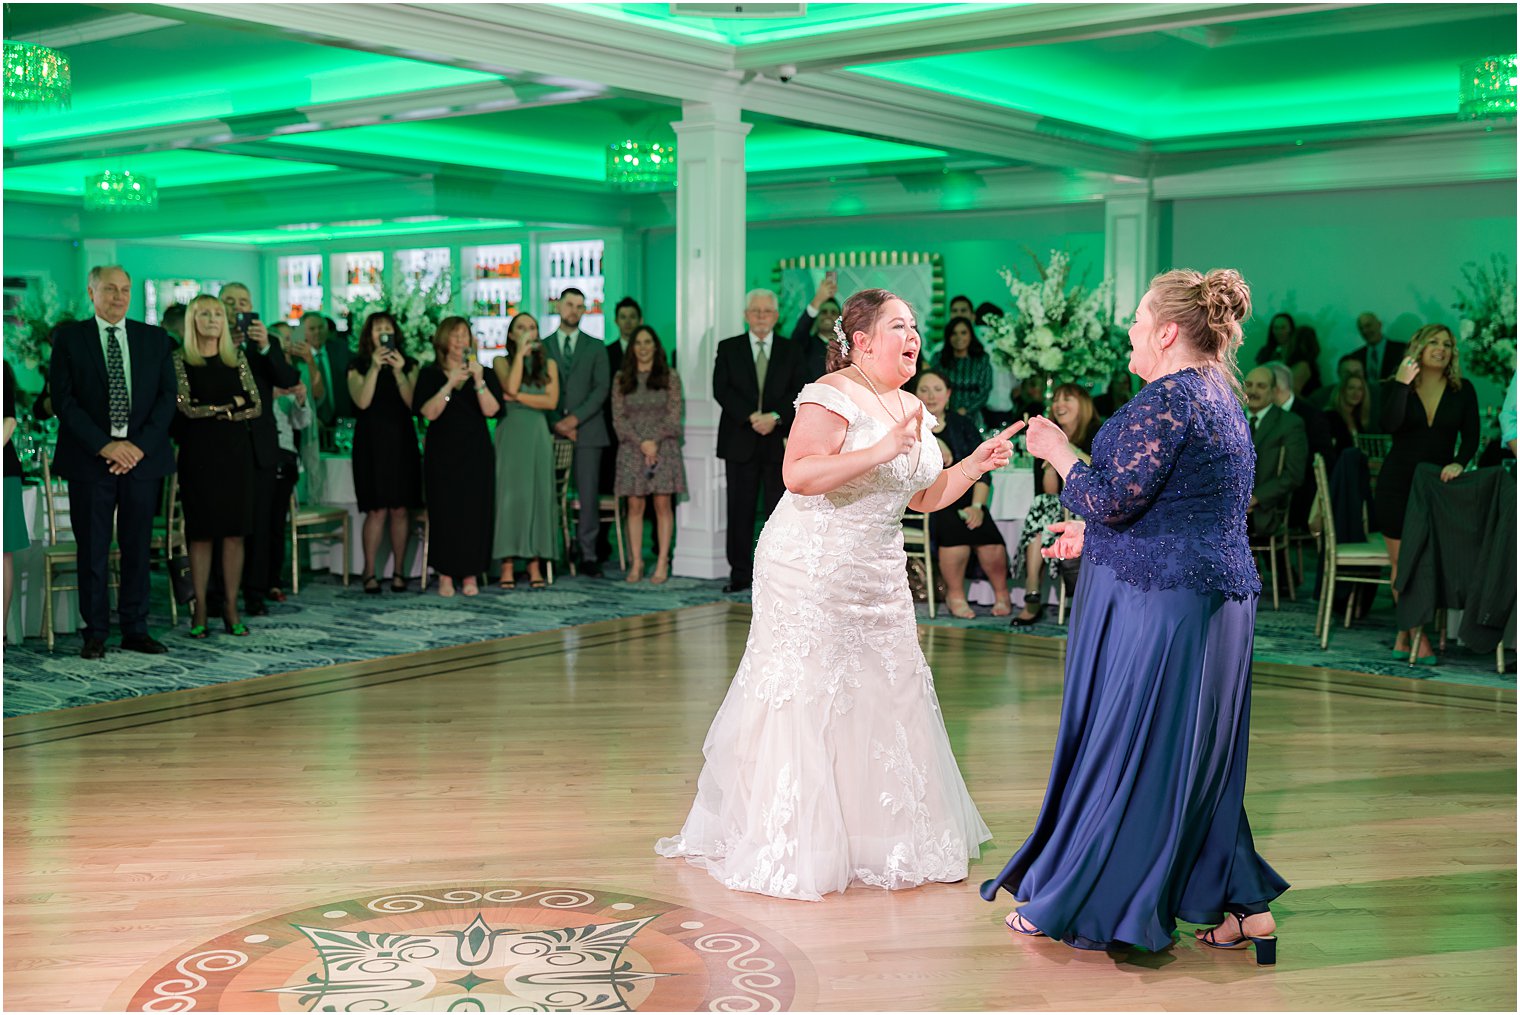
[1266, 359, 1334, 528]
[1344, 312, 1405, 423]
[787, 274, 840, 383]
[1243, 365, 1308, 540]
[50, 265, 177, 658]
[302, 311, 353, 425]
[220, 283, 300, 615]
[713, 288, 808, 593]
[546, 287, 611, 575]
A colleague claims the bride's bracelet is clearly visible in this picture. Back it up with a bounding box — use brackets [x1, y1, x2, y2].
[956, 461, 981, 482]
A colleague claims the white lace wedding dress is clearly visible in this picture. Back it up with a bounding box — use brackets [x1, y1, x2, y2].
[656, 382, 991, 901]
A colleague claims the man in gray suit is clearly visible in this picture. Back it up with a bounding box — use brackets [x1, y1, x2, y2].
[1243, 365, 1308, 539]
[545, 287, 610, 576]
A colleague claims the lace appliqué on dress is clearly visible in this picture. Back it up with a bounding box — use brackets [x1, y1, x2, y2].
[723, 764, 801, 898]
[854, 722, 970, 890]
[1063, 369, 1260, 600]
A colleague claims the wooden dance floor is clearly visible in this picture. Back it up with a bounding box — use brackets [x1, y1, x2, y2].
[4, 603, 1514, 1011]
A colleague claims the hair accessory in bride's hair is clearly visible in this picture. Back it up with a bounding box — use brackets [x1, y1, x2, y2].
[833, 318, 849, 358]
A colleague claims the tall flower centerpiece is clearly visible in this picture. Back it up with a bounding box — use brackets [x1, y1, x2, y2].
[981, 250, 1127, 398]
[3, 278, 90, 371]
[1454, 254, 1517, 383]
[343, 271, 457, 364]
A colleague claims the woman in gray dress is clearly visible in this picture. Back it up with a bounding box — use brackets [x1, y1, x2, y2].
[491, 313, 560, 589]
[611, 325, 685, 583]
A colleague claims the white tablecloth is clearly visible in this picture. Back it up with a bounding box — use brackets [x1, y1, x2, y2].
[7, 483, 83, 644]
[304, 454, 425, 580]
[964, 461, 1042, 608]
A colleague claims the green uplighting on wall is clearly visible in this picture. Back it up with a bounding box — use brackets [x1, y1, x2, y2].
[179, 217, 527, 246]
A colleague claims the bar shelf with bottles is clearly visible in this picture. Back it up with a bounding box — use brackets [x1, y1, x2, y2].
[463, 243, 523, 363]
[331, 251, 383, 327]
[278, 254, 325, 326]
[394, 247, 452, 297]
[541, 239, 605, 340]
[143, 277, 225, 326]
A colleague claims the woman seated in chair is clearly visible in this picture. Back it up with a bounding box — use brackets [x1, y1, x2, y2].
[1010, 383, 1099, 626]
[172, 295, 262, 637]
[912, 369, 1010, 618]
[491, 313, 559, 589]
[1322, 371, 1370, 463]
[612, 325, 686, 584]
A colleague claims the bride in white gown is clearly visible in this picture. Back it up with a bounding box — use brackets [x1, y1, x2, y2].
[657, 288, 1022, 901]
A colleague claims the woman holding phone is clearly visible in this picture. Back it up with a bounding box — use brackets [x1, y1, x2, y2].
[348, 311, 422, 593]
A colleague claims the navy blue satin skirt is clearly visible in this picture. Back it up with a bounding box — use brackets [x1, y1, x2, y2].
[980, 560, 1288, 951]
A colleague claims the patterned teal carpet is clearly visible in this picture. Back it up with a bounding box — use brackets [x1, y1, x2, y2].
[3, 565, 1512, 717]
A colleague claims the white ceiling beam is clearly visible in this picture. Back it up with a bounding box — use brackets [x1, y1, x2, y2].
[146, 2, 1147, 174]
[3, 80, 594, 168]
[1159, 2, 1500, 48]
[9, 12, 181, 48]
[732, 2, 1359, 72]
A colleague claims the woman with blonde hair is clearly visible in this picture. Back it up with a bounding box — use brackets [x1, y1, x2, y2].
[983, 268, 1288, 963]
[415, 317, 501, 597]
[1323, 371, 1371, 461]
[1375, 323, 1480, 662]
[171, 295, 262, 637]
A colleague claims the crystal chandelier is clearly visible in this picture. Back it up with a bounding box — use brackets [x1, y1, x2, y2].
[606, 140, 677, 192]
[3, 40, 72, 111]
[1458, 54, 1517, 121]
[84, 171, 158, 211]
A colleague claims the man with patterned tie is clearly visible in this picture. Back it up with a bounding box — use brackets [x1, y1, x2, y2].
[712, 288, 808, 593]
[49, 265, 177, 659]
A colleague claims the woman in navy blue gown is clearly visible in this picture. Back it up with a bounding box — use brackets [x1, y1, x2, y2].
[980, 268, 1288, 964]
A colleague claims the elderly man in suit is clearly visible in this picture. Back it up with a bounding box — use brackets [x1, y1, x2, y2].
[1344, 312, 1405, 422]
[712, 288, 808, 593]
[1242, 365, 1308, 541]
[546, 287, 611, 576]
[1266, 359, 1334, 529]
[50, 265, 177, 659]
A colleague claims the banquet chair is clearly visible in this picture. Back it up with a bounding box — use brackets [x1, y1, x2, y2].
[146, 474, 185, 625]
[556, 437, 625, 575]
[1312, 453, 1392, 649]
[1353, 432, 1391, 478]
[901, 510, 936, 618]
[1248, 446, 1293, 610]
[39, 455, 120, 651]
[289, 488, 351, 595]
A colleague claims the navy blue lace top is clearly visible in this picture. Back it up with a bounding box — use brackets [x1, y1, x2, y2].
[1061, 367, 1261, 600]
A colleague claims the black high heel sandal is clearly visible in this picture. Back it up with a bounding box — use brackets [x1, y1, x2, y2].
[1197, 913, 1277, 966]
[1009, 601, 1046, 628]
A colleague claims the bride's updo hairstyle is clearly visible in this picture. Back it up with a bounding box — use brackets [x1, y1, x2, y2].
[826, 287, 904, 373]
[1147, 268, 1252, 392]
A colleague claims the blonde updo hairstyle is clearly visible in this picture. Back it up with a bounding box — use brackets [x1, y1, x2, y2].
[1146, 268, 1252, 393]
[826, 287, 908, 373]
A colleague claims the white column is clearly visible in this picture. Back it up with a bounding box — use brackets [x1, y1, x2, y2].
[1103, 186, 1159, 320]
[672, 98, 751, 580]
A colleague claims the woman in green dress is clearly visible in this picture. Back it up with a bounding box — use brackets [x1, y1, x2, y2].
[492, 313, 561, 589]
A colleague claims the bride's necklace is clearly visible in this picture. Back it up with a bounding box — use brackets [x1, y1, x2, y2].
[852, 364, 921, 473]
[852, 364, 905, 421]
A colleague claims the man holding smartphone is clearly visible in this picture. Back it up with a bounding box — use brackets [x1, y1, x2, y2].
[220, 283, 301, 614]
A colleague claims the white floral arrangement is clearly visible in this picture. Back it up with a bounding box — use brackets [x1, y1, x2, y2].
[343, 271, 457, 364]
[2, 278, 91, 370]
[1454, 254, 1517, 383]
[982, 250, 1127, 391]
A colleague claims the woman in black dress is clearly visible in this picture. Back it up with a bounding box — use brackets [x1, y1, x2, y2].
[912, 369, 1011, 618]
[1374, 323, 1480, 661]
[1010, 383, 1100, 626]
[172, 295, 262, 637]
[1254, 311, 1295, 366]
[415, 316, 501, 597]
[348, 311, 422, 593]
